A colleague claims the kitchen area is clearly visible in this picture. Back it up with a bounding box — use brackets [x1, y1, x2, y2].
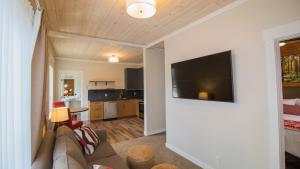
[55, 59, 145, 143]
[88, 68, 144, 121]
[53, 44, 146, 142]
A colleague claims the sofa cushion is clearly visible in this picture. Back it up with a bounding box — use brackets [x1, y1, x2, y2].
[89, 155, 129, 169]
[32, 131, 55, 169]
[56, 126, 82, 150]
[85, 141, 116, 163]
[53, 136, 88, 169]
[53, 155, 86, 169]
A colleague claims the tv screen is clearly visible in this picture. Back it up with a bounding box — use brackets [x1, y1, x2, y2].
[171, 51, 234, 102]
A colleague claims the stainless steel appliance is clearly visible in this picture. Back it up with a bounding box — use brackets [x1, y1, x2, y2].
[139, 100, 144, 120]
[104, 101, 117, 120]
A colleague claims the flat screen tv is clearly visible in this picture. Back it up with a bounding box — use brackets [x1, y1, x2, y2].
[171, 51, 234, 102]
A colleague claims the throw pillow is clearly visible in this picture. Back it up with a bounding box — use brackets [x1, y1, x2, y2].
[74, 126, 100, 155]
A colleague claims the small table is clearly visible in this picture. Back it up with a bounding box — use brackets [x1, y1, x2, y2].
[70, 107, 89, 114]
[69, 107, 88, 120]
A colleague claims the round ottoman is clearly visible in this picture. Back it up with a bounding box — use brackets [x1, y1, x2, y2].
[127, 145, 154, 169]
[151, 163, 179, 169]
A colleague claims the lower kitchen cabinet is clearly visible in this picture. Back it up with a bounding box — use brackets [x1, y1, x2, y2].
[117, 99, 139, 118]
[90, 100, 139, 120]
[89, 101, 104, 121]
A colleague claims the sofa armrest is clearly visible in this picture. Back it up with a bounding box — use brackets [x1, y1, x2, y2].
[95, 129, 107, 141]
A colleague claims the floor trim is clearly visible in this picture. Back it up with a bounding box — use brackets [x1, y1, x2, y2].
[144, 128, 166, 136]
[166, 142, 215, 169]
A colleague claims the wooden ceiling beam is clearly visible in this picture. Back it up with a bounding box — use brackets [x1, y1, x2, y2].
[48, 31, 146, 48]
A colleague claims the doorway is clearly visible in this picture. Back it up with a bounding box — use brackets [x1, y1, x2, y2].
[264, 20, 300, 169]
[279, 38, 300, 169]
[58, 70, 84, 118]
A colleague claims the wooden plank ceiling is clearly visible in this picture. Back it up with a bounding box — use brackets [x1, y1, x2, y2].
[41, 0, 235, 63]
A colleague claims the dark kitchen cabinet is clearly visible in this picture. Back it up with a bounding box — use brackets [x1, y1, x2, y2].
[125, 68, 143, 90]
[137, 68, 144, 89]
[125, 68, 138, 89]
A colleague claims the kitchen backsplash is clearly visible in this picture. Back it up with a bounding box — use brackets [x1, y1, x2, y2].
[88, 89, 143, 101]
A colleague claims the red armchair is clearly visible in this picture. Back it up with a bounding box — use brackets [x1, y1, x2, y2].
[52, 101, 83, 130]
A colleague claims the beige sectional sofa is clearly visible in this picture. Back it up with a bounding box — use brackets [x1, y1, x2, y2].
[32, 126, 129, 169]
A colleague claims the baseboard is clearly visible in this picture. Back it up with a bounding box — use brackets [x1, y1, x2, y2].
[144, 128, 166, 136]
[165, 143, 215, 169]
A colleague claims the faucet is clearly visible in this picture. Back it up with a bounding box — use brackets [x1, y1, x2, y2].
[120, 90, 124, 99]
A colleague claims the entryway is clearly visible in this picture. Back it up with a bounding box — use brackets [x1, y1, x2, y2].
[279, 37, 300, 169]
[57, 70, 85, 119]
[264, 20, 300, 169]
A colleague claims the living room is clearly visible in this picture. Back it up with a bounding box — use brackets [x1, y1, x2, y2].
[1, 0, 300, 169]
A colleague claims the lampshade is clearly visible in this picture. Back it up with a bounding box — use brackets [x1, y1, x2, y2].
[198, 92, 209, 100]
[51, 107, 69, 122]
[127, 0, 156, 19]
[108, 55, 119, 63]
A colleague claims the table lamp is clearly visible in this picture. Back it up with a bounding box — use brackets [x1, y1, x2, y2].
[51, 107, 69, 130]
[198, 92, 209, 100]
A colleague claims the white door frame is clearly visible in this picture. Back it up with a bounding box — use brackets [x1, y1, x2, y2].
[264, 20, 300, 169]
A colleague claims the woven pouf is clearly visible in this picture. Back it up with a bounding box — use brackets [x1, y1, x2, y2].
[127, 145, 154, 169]
[151, 163, 179, 169]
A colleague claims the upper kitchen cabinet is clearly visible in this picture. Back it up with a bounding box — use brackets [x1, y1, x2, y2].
[125, 68, 137, 89]
[137, 68, 144, 89]
[125, 68, 143, 90]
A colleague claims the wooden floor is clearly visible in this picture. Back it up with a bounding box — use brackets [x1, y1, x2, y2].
[86, 117, 144, 144]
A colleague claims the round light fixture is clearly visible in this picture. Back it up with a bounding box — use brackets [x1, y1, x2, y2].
[279, 42, 286, 47]
[108, 55, 119, 63]
[127, 0, 156, 19]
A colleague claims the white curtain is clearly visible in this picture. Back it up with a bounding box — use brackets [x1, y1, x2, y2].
[0, 0, 42, 169]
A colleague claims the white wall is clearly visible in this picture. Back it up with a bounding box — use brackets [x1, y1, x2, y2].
[144, 48, 166, 135]
[54, 59, 141, 120]
[164, 0, 300, 169]
[48, 43, 55, 117]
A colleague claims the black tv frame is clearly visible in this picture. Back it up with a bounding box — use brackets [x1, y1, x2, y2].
[171, 50, 234, 103]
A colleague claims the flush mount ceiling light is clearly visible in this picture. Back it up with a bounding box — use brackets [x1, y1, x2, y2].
[279, 42, 286, 47]
[127, 0, 156, 19]
[108, 55, 119, 63]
